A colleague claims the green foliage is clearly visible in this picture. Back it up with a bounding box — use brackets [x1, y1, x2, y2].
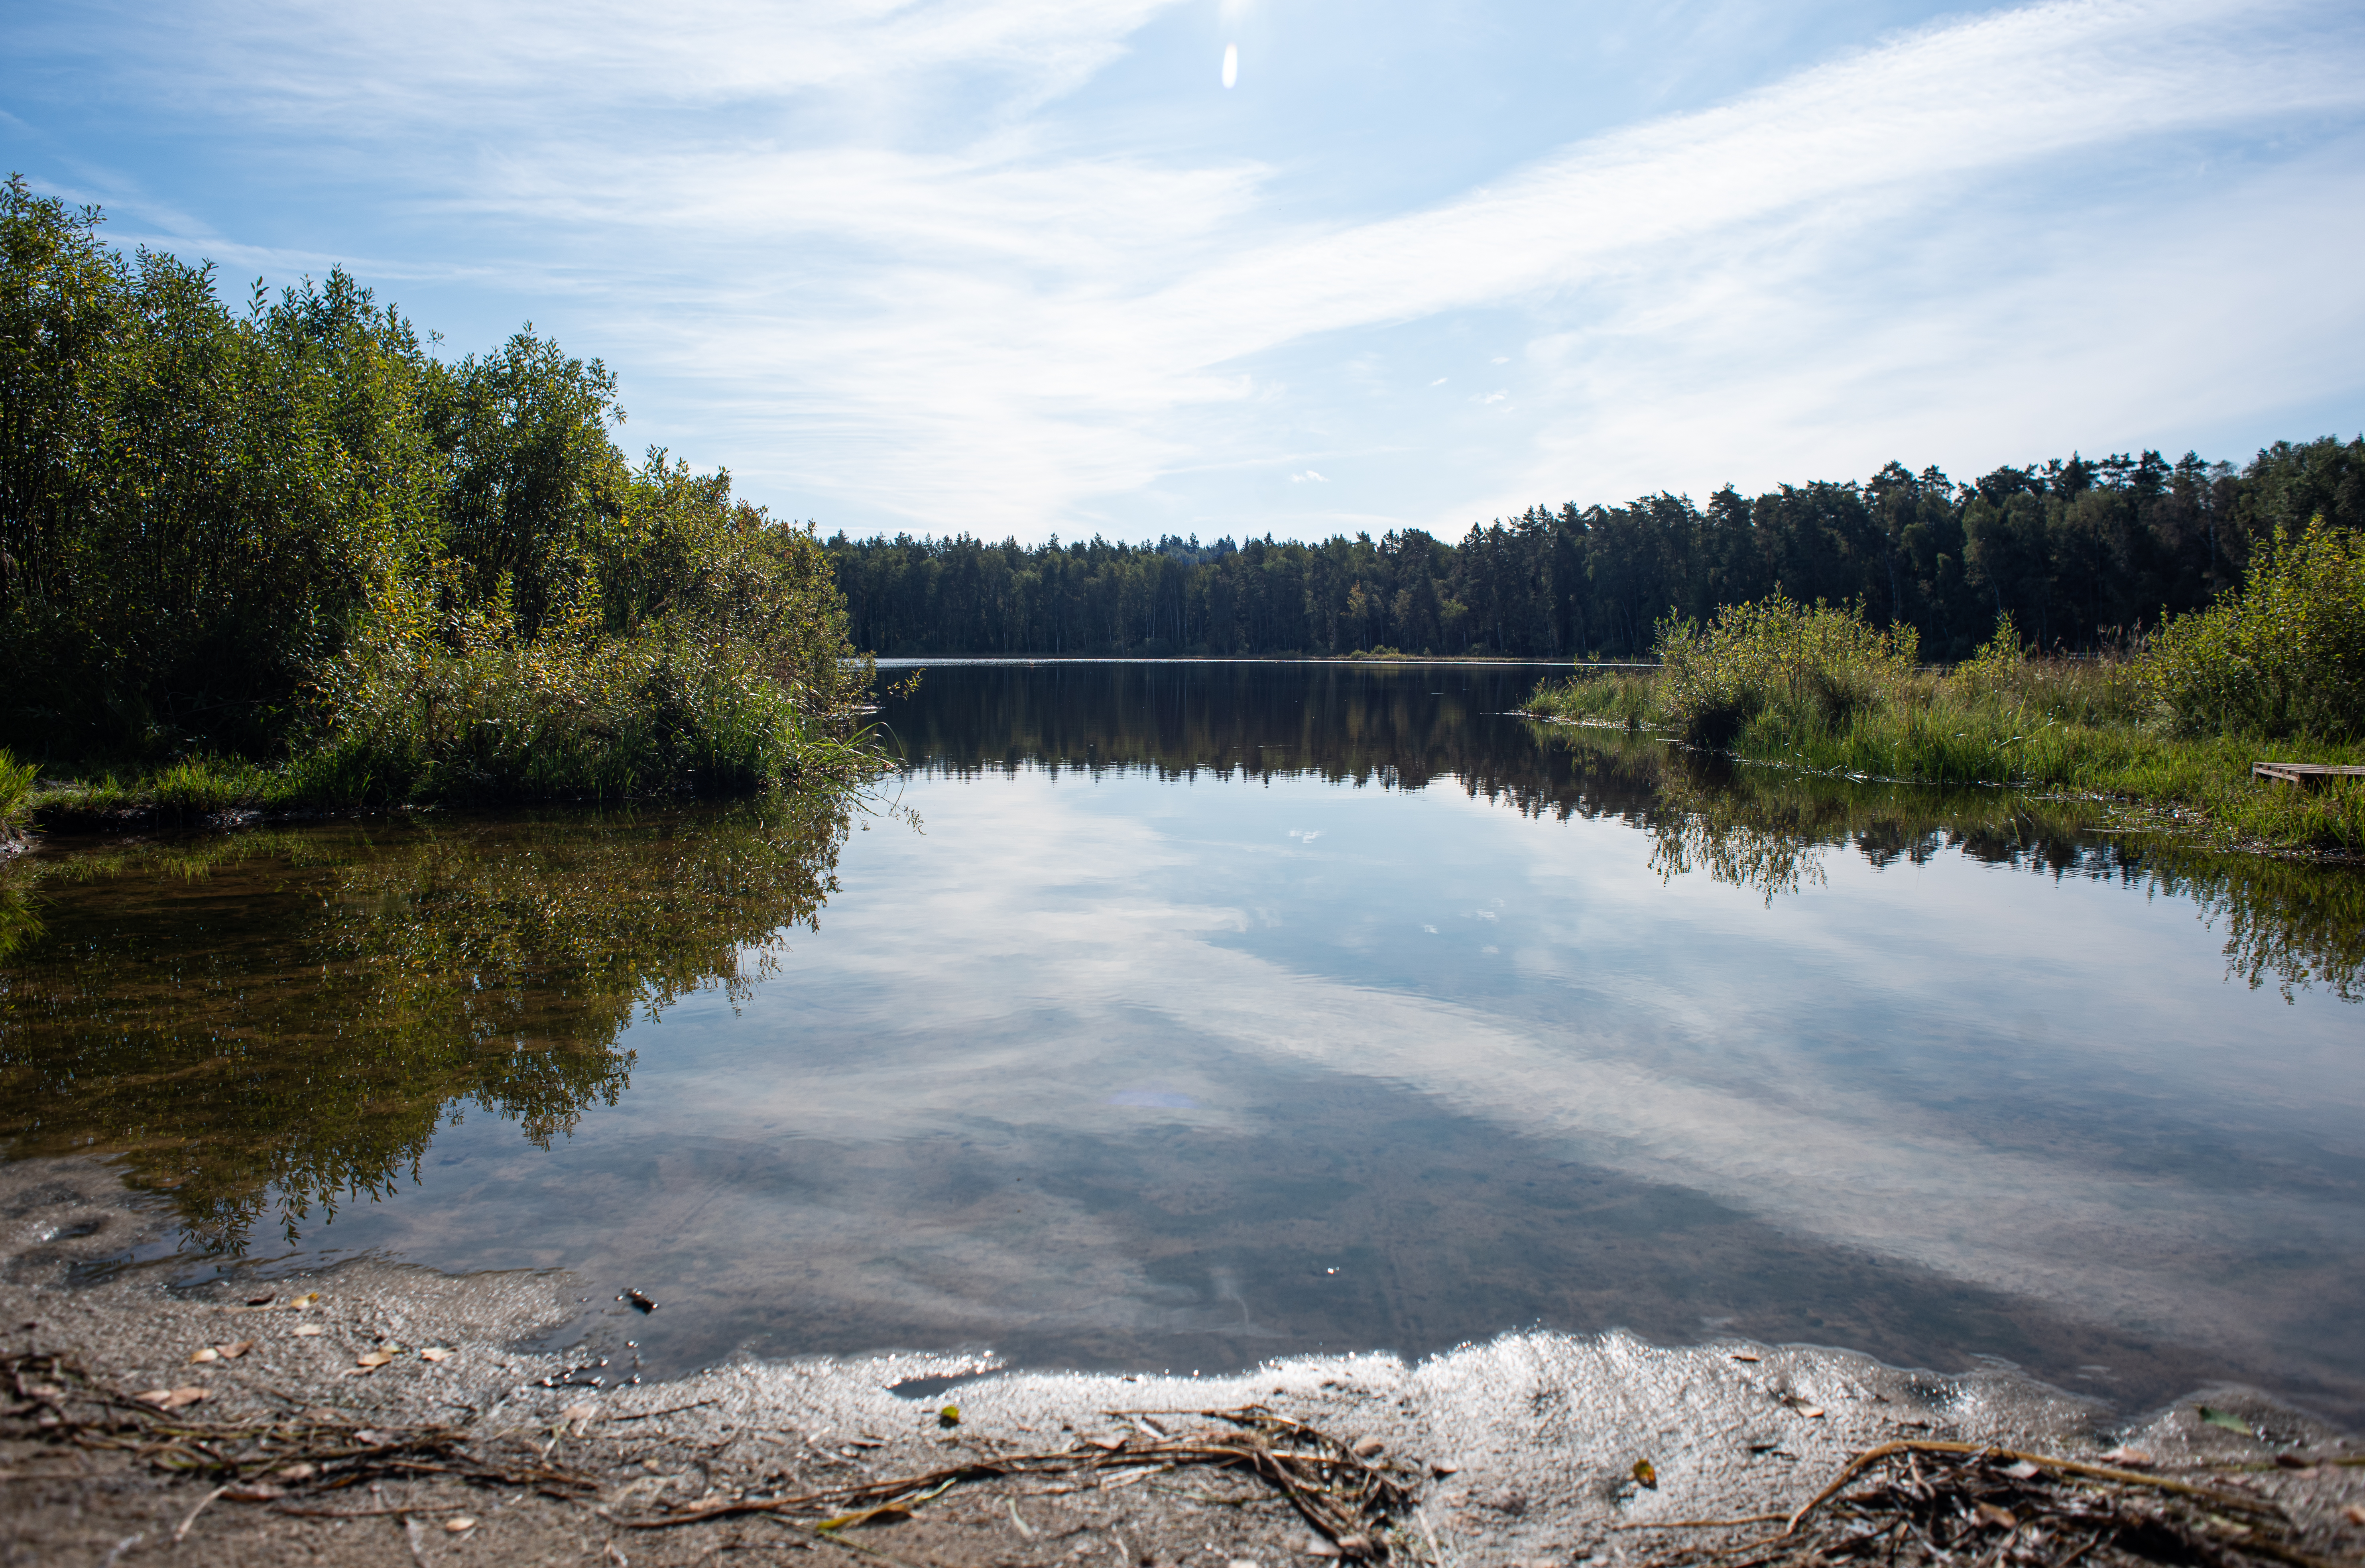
[1655, 595, 1918, 745]
[1525, 603, 2365, 856]
[0, 748, 32, 836]
[2, 179, 439, 755]
[0, 174, 867, 801]
[2142, 519, 2365, 739]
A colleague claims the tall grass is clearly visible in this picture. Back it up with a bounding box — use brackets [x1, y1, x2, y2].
[0, 747, 34, 839]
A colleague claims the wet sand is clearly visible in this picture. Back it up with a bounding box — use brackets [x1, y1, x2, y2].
[7, 1154, 2361, 1567]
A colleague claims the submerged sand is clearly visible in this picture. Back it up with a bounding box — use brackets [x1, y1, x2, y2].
[4, 1153, 2360, 1567]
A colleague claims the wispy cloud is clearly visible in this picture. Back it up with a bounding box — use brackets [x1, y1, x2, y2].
[12, 0, 2363, 537]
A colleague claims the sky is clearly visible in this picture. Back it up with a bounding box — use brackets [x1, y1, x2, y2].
[5, 0, 2364, 545]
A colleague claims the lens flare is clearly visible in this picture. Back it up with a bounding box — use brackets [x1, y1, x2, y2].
[1221, 43, 1238, 89]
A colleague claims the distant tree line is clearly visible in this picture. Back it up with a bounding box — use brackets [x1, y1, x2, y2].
[828, 440, 2365, 661]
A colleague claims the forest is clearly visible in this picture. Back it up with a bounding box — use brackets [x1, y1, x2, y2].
[826, 439, 2365, 661]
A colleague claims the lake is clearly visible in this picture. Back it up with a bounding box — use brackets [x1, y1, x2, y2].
[3, 659, 2361, 1423]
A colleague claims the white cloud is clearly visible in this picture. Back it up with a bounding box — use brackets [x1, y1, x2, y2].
[22, 0, 2365, 535]
[618, 0, 2363, 531]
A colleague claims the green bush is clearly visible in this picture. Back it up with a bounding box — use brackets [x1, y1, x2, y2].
[2143, 519, 2365, 738]
[0, 176, 872, 801]
[1655, 594, 1920, 745]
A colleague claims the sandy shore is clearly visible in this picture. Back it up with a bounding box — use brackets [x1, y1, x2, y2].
[5, 1153, 2360, 1567]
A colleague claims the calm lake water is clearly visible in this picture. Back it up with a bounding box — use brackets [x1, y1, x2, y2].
[4, 661, 2363, 1422]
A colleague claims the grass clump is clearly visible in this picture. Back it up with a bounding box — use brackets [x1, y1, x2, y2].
[1657, 594, 1919, 747]
[0, 748, 33, 840]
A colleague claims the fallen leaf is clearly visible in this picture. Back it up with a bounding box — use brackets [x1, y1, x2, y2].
[285, 1292, 319, 1309]
[224, 1483, 282, 1502]
[2273, 1452, 2312, 1470]
[1798, 1407, 1826, 1419]
[1975, 1502, 2020, 1530]
[135, 1387, 209, 1410]
[1730, 1353, 1762, 1363]
[1351, 1436, 1385, 1459]
[2197, 1406, 2254, 1436]
[1632, 1459, 1658, 1489]
[353, 1429, 391, 1445]
[1088, 1434, 1127, 1451]
[562, 1403, 598, 1423]
[188, 1347, 220, 1364]
[2099, 1448, 2154, 1467]
[276, 1464, 317, 1481]
[245, 1293, 276, 1307]
[354, 1349, 395, 1369]
[1303, 1543, 1342, 1560]
[2345, 1504, 2365, 1527]
[419, 1347, 450, 1362]
[2003, 1460, 2041, 1479]
[445, 1517, 477, 1534]
[1429, 1460, 1460, 1477]
[217, 1340, 255, 1360]
[292, 1324, 324, 1337]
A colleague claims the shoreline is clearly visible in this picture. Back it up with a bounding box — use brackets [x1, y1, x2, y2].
[6, 1154, 2361, 1566]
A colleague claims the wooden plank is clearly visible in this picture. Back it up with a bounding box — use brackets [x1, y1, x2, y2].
[2254, 761, 2365, 786]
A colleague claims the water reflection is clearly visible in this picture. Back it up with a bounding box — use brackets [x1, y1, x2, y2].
[887, 660, 2363, 1005]
[0, 662, 2359, 1423]
[0, 800, 844, 1249]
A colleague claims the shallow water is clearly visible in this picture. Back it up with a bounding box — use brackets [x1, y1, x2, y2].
[3, 661, 2361, 1422]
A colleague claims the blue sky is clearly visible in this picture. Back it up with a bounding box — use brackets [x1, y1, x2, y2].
[6, 0, 2363, 543]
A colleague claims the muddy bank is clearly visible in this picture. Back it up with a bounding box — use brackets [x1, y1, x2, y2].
[5, 1155, 2362, 1567]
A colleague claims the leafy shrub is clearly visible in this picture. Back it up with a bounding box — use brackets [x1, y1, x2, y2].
[0, 177, 871, 799]
[1655, 595, 1919, 746]
[2143, 519, 2365, 738]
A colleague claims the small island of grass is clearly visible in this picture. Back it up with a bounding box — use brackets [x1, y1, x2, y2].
[1522, 523, 2365, 858]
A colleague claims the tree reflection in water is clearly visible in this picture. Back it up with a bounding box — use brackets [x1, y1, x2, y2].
[886, 661, 2363, 1005]
[0, 798, 847, 1251]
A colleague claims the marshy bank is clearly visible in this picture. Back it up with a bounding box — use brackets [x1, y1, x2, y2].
[1521, 532, 2365, 860]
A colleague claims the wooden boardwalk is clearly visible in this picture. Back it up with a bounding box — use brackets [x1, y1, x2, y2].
[2253, 761, 2365, 787]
